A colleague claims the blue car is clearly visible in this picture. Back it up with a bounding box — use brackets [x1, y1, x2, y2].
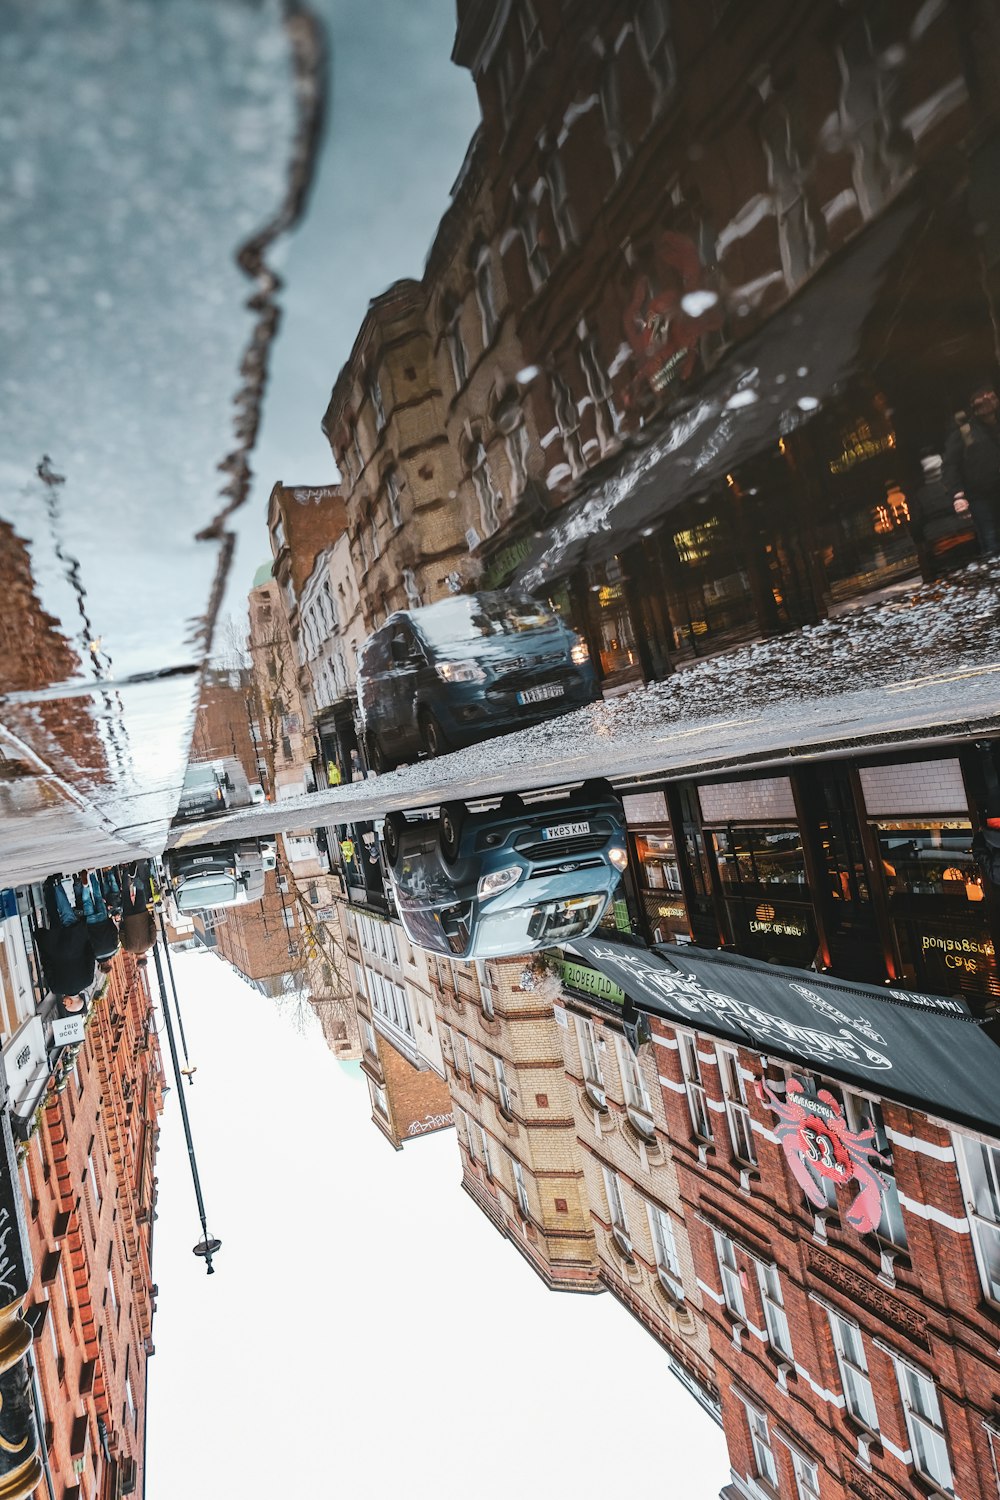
[382, 781, 628, 959]
[356, 591, 599, 772]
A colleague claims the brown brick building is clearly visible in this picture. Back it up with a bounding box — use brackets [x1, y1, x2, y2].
[21, 950, 163, 1500]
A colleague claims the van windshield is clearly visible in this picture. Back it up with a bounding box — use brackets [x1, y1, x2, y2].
[417, 592, 556, 648]
[176, 875, 238, 911]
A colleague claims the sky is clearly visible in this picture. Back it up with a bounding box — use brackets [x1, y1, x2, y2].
[147, 953, 730, 1497]
[226, 0, 483, 603]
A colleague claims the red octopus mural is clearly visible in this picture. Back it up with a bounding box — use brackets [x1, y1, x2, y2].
[755, 1077, 891, 1237]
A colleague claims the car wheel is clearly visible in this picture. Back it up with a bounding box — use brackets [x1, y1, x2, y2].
[419, 709, 449, 759]
[499, 793, 524, 815]
[366, 733, 394, 775]
[572, 777, 615, 803]
[383, 811, 407, 867]
[439, 801, 466, 863]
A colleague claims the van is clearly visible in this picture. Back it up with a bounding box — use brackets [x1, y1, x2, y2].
[165, 840, 277, 913]
[356, 591, 598, 772]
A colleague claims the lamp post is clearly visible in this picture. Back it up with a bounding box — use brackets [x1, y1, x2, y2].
[151, 923, 221, 1274]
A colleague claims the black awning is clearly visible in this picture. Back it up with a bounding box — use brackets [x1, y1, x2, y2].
[570, 935, 1000, 1136]
[514, 199, 923, 592]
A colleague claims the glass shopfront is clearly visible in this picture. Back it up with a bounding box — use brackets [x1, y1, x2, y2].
[583, 557, 641, 684]
[707, 821, 817, 967]
[871, 817, 998, 1005]
[623, 790, 692, 943]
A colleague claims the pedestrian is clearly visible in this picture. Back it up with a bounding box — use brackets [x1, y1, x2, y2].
[326, 759, 342, 787]
[943, 387, 1000, 557]
[350, 748, 366, 782]
[73, 870, 120, 963]
[36, 877, 104, 1005]
[118, 861, 156, 962]
[908, 451, 976, 582]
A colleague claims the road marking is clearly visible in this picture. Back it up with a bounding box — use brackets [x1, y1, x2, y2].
[886, 662, 1000, 694]
[653, 715, 762, 743]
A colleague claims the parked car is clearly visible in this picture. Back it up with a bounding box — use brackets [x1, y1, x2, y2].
[176, 761, 231, 821]
[356, 591, 599, 772]
[165, 839, 277, 913]
[381, 781, 628, 959]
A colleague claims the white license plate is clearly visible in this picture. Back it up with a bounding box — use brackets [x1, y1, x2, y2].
[517, 683, 565, 705]
[542, 821, 590, 840]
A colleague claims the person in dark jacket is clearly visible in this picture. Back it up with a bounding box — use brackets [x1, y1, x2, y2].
[37, 878, 107, 1002]
[908, 452, 975, 582]
[118, 862, 156, 958]
[943, 387, 1000, 557]
[73, 871, 120, 962]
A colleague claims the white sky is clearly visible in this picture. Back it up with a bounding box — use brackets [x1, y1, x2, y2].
[146, 953, 729, 1497]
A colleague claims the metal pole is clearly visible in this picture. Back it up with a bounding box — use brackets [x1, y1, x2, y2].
[158, 918, 193, 1076]
[150, 936, 220, 1274]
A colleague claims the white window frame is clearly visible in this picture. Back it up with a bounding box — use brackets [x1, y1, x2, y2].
[576, 1015, 606, 1109]
[493, 1056, 512, 1116]
[828, 1311, 879, 1433]
[602, 1167, 632, 1258]
[511, 1155, 530, 1219]
[474, 245, 498, 345]
[717, 1047, 757, 1166]
[746, 1402, 779, 1490]
[476, 1122, 493, 1180]
[679, 1032, 712, 1141]
[790, 1449, 821, 1500]
[892, 1355, 953, 1492]
[475, 959, 495, 1019]
[546, 151, 576, 249]
[757, 1262, 793, 1360]
[385, 469, 402, 529]
[463, 1035, 477, 1089]
[616, 1035, 655, 1139]
[957, 1133, 1000, 1304]
[370, 372, 386, 432]
[713, 1229, 745, 1319]
[646, 1201, 684, 1300]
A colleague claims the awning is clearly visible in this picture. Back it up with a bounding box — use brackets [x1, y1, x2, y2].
[514, 199, 924, 592]
[569, 935, 1000, 1136]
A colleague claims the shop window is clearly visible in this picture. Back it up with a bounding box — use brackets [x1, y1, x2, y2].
[669, 510, 758, 651]
[585, 559, 639, 681]
[874, 819, 979, 901]
[712, 824, 808, 892]
[956, 1135, 1000, 1303]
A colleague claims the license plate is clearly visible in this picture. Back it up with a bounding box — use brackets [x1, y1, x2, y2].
[542, 821, 590, 839]
[517, 683, 565, 705]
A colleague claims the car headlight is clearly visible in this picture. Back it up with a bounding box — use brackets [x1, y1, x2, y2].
[436, 660, 486, 683]
[570, 640, 589, 665]
[608, 847, 629, 871]
[477, 866, 524, 898]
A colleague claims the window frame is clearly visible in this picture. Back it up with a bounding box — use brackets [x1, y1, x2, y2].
[757, 1261, 794, 1361]
[892, 1355, 953, 1492]
[717, 1046, 757, 1166]
[679, 1031, 712, 1141]
[602, 1166, 633, 1258]
[511, 1155, 530, 1218]
[713, 1229, 745, 1319]
[646, 1201, 684, 1300]
[828, 1311, 879, 1433]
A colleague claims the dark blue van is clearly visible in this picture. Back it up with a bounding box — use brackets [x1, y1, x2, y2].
[356, 591, 599, 772]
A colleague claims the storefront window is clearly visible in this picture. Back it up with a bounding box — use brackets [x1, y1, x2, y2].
[585, 558, 639, 680]
[712, 825, 809, 891]
[633, 830, 689, 941]
[667, 508, 758, 652]
[874, 820, 982, 902]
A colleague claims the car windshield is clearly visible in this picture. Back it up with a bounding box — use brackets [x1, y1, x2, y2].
[473, 895, 607, 956]
[176, 876, 238, 912]
[416, 592, 556, 648]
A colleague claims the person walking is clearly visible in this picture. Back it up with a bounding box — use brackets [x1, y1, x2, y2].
[73, 870, 120, 962]
[908, 451, 976, 582]
[37, 877, 103, 1005]
[118, 861, 156, 963]
[943, 387, 1000, 557]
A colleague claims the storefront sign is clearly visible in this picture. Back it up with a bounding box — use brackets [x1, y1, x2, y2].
[569, 934, 1000, 1134]
[481, 536, 536, 591]
[749, 903, 809, 939]
[828, 418, 896, 475]
[556, 959, 625, 1006]
[919, 932, 995, 977]
[52, 1017, 86, 1047]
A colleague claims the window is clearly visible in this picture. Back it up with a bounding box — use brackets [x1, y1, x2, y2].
[712, 824, 808, 891]
[351, 423, 364, 474]
[370, 372, 386, 432]
[646, 1202, 683, 1299]
[828, 1312, 879, 1432]
[958, 1135, 1000, 1301]
[494, 1056, 512, 1116]
[757, 1263, 793, 1360]
[272, 516, 286, 552]
[474, 245, 498, 344]
[444, 299, 467, 391]
[511, 1156, 530, 1218]
[475, 959, 495, 1018]
[518, 0, 542, 65]
[603, 1167, 632, 1257]
[579, 334, 617, 453]
[576, 1016, 606, 1109]
[841, 1092, 906, 1249]
[713, 1229, 745, 1318]
[616, 1036, 655, 1139]
[494, 389, 529, 497]
[476, 1121, 493, 1180]
[361, 1020, 377, 1056]
[519, 209, 548, 291]
[873, 819, 978, 902]
[86, 1155, 101, 1210]
[679, 1033, 712, 1140]
[385, 469, 402, 529]
[468, 435, 502, 537]
[46, 1298, 60, 1370]
[372, 1082, 389, 1116]
[790, 1451, 821, 1500]
[496, 44, 517, 128]
[550, 371, 585, 477]
[600, 60, 631, 178]
[746, 1404, 779, 1490]
[891, 1358, 953, 1491]
[717, 1048, 756, 1166]
[636, 0, 676, 96]
[545, 151, 576, 249]
[760, 105, 820, 290]
[463, 1035, 477, 1088]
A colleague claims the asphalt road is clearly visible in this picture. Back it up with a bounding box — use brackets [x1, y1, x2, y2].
[168, 659, 1000, 849]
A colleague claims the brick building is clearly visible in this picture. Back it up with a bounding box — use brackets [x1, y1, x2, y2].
[21, 951, 163, 1500]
